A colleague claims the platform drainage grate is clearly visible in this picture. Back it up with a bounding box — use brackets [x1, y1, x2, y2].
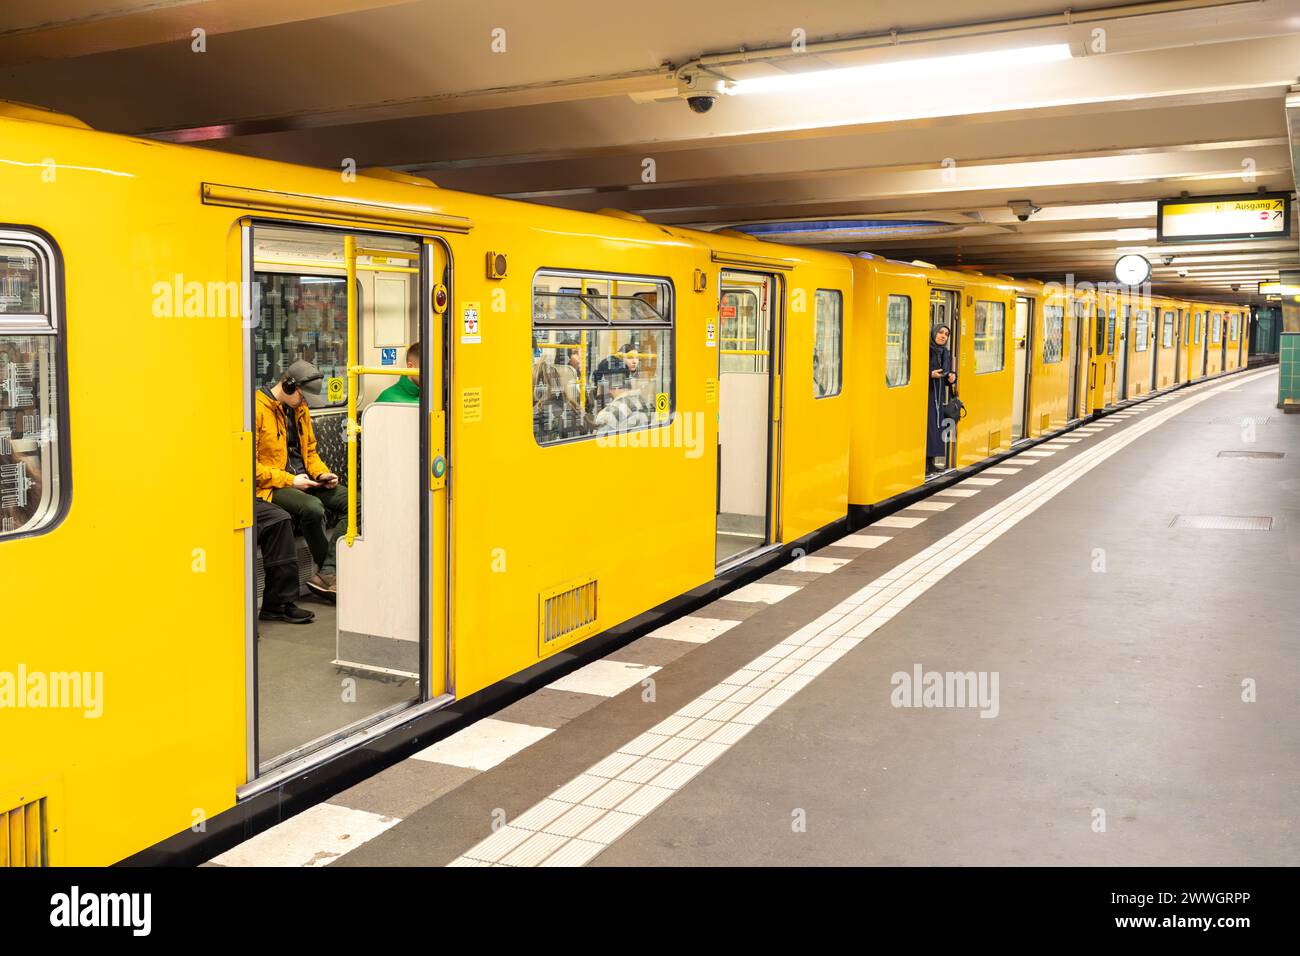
[1211, 415, 1271, 426]
[1217, 450, 1285, 459]
[1169, 514, 1273, 531]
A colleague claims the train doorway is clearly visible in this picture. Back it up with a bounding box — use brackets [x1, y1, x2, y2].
[244, 222, 449, 778]
[1067, 301, 1088, 419]
[716, 270, 778, 568]
[1116, 306, 1130, 399]
[927, 288, 961, 473]
[1011, 295, 1033, 441]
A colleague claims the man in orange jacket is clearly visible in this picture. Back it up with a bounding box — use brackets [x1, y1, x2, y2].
[255, 360, 346, 597]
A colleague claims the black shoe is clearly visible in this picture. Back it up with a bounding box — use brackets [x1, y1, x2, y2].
[259, 603, 315, 624]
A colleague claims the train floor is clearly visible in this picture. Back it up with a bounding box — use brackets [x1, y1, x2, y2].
[211, 365, 1297, 866]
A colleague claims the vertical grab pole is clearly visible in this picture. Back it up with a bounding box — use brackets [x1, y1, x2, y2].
[345, 234, 359, 547]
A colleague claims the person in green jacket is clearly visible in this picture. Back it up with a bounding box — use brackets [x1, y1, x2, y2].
[376, 340, 420, 403]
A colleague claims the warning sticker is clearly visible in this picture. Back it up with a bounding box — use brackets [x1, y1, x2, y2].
[654, 391, 670, 421]
[706, 321, 717, 348]
[720, 305, 736, 319]
[461, 301, 481, 344]
[704, 377, 717, 404]
[461, 386, 483, 423]
[326, 377, 345, 403]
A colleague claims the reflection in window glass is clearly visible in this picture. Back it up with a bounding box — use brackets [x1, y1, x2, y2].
[1096, 306, 1106, 354]
[1194, 313, 1203, 344]
[1, 236, 64, 541]
[1135, 311, 1149, 352]
[813, 290, 842, 398]
[1107, 309, 1117, 354]
[885, 294, 911, 387]
[531, 271, 674, 446]
[1162, 311, 1175, 348]
[974, 300, 1005, 374]
[254, 274, 352, 407]
[1211, 313, 1222, 343]
[1043, 305, 1064, 363]
[0, 244, 44, 315]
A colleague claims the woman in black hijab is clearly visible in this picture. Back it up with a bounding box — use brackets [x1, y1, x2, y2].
[927, 324, 957, 474]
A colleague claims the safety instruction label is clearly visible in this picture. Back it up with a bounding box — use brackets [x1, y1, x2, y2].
[706, 321, 716, 348]
[380, 347, 397, 366]
[704, 377, 717, 404]
[326, 377, 345, 403]
[654, 392, 670, 421]
[461, 301, 481, 344]
[461, 386, 483, 423]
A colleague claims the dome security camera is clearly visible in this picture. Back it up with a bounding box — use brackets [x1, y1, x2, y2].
[676, 70, 728, 114]
[1008, 200, 1041, 222]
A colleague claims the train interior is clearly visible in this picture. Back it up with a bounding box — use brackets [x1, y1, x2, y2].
[715, 270, 775, 567]
[250, 223, 426, 773]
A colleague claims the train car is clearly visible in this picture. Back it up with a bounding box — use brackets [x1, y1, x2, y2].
[0, 102, 865, 865]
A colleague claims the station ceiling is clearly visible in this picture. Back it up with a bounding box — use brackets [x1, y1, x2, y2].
[4, 0, 1299, 303]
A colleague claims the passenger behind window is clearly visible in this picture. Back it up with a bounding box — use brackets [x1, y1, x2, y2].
[593, 363, 652, 435]
[255, 360, 348, 598]
[591, 342, 637, 409]
[375, 340, 420, 404]
[533, 361, 593, 443]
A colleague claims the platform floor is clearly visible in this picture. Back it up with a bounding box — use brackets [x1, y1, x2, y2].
[211, 366, 1297, 867]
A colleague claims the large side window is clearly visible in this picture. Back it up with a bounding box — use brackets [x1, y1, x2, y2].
[1211, 312, 1222, 343]
[1043, 304, 1064, 363]
[1162, 311, 1175, 349]
[531, 270, 673, 445]
[1095, 306, 1106, 354]
[1107, 309, 1117, 355]
[1134, 311, 1149, 352]
[974, 300, 1005, 373]
[813, 289, 843, 398]
[885, 294, 911, 387]
[1195, 312, 1203, 344]
[0, 233, 67, 539]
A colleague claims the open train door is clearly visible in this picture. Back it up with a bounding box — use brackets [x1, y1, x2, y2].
[241, 220, 452, 784]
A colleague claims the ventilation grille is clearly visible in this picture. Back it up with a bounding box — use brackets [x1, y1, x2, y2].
[2, 797, 48, 867]
[539, 578, 598, 656]
[1169, 514, 1273, 531]
[987, 430, 1002, 456]
[1218, 450, 1284, 460]
[1040, 413, 1050, 433]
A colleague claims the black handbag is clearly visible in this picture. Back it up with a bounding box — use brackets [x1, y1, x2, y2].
[941, 386, 967, 423]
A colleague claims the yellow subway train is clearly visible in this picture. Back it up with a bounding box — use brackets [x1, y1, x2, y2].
[0, 101, 1253, 865]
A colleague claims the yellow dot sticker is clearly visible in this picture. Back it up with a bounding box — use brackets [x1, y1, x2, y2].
[654, 392, 670, 421]
[327, 377, 345, 402]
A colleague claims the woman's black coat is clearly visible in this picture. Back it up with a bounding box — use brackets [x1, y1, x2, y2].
[927, 335, 954, 458]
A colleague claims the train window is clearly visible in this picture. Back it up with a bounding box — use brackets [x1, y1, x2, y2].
[1230, 315, 1239, 341]
[1161, 311, 1175, 348]
[531, 270, 674, 446]
[253, 274, 355, 407]
[1107, 309, 1117, 354]
[1211, 313, 1222, 343]
[1043, 304, 1064, 363]
[719, 289, 764, 373]
[885, 294, 911, 387]
[1095, 306, 1106, 355]
[974, 300, 1005, 373]
[813, 289, 842, 398]
[1134, 311, 1149, 352]
[1194, 312, 1203, 344]
[0, 233, 67, 541]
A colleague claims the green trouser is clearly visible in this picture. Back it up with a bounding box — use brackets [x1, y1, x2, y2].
[269, 484, 349, 574]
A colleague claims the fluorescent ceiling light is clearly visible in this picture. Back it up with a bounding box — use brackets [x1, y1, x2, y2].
[729, 43, 1073, 96]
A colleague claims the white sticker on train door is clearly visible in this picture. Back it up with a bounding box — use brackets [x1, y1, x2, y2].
[706, 321, 716, 348]
[461, 301, 481, 344]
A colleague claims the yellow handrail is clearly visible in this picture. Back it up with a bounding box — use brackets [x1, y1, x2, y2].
[254, 255, 417, 275]
[721, 349, 770, 356]
[345, 236, 359, 546]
